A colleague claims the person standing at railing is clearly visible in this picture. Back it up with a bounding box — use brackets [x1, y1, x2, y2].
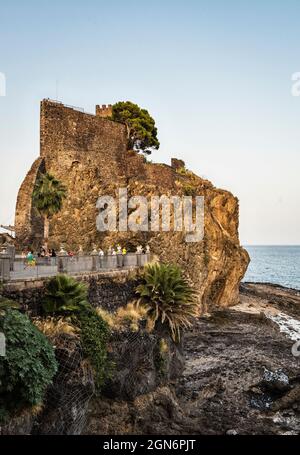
[21, 250, 27, 269]
[40, 247, 46, 258]
[49, 248, 56, 266]
[26, 251, 36, 267]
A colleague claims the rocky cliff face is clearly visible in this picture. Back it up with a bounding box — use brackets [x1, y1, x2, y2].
[15, 99, 249, 309]
[0, 324, 184, 435]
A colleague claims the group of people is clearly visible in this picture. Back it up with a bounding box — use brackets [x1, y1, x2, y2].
[38, 247, 57, 258]
[20, 244, 150, 267]
[21, 247, 57, 267]
[98, 245, 127, 256]
[97, 245, 150, 256]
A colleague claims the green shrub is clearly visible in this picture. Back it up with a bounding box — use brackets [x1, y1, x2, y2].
[42, 275, 110, 390]
[136, 263, 198, 342]
[155, 338, 169, 377]
[111, 101, 160, 155]
[182, 183, 197, 196]
[0, 309, 57, 420]
[43, 274, 89, 315]
[77, 308, 110, 389]
[176, 166, 187, 175]
[0, 296, 20, 311]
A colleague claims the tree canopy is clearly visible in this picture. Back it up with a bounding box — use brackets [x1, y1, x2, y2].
[32, 173, 67, 218]
[32, 172, 67, 247]
[111, 101, 160, 155]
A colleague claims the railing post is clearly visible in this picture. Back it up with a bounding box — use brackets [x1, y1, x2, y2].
[57, 246, 69, 273]
[107, 253, 117, 269]
[99, 252, 104, 269]
[0, 251, 11, 281]
[2, 242, 15, 271]
[117, 252, 123, 268]
[146, 246, 151, 264]
[136, 252, 142, 267]
[91, 247, 99, 271]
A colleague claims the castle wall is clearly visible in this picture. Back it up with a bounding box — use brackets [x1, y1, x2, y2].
[15, 100, 129, 248]
[40, 100, 128, 178]
[15, 157, 45, 247]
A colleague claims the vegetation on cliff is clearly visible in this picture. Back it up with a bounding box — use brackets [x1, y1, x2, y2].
[43, 274, 89, 315]
[76, 307, 110, 389]
[136, 263, 198, 342]
[0, 308, 57, 422]
[111, 101, 160, 154]
[0, 294, 20, 311]
[96, 303, 148, 333]
[42, 275, 110, 389]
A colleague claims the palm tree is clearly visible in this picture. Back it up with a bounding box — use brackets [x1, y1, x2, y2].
[136, 263, 198, 342]
[42, 274, 89, 315]
[32, 173, 67, 249]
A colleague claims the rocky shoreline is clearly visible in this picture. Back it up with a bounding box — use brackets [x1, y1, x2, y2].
[85, 283, 300, 435]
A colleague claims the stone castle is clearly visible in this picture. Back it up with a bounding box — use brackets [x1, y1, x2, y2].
[15, 99, 249, 309]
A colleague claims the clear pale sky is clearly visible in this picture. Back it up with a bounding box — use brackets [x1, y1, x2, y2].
[0, 0, 299, 245]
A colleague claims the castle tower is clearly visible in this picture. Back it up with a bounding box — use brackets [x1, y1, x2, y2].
[96, 104, 113, 118]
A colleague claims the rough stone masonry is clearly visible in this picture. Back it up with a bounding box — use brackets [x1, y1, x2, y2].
[15, 99, 249, 309]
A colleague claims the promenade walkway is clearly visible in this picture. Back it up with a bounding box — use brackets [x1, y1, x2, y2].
[0, 252, 151, 282]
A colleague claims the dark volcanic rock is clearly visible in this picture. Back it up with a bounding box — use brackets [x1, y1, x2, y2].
[84, 284, 300, 435]
[102, 327, 184, 401]
[261, 368, 290, 393]
[33, 334, 95, 435]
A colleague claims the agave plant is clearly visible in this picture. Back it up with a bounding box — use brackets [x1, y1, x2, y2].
[135, 263, 198, 342]
[43, 274, 89, 315]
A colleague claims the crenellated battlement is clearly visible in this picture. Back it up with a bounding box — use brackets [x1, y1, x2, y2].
[96, 104, 113, 118]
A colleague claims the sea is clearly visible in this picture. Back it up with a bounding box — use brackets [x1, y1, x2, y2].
[243, 246, 300, 290]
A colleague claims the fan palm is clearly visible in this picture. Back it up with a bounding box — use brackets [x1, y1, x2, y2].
[43, 275, 89, 315]
[32, 173, 67, 248]
[136, 263, 198, 342]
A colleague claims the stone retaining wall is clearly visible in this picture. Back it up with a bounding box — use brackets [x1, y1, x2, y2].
[2, 269, 139, 316]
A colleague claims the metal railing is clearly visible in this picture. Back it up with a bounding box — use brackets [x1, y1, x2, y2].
[0, 253, 151, 282]
[46, 99, 95, 116]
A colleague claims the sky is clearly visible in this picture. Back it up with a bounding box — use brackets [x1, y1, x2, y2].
[0, 0, 299, 245]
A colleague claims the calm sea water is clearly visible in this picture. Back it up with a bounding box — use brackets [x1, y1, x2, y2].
[243, 246, 300, 290]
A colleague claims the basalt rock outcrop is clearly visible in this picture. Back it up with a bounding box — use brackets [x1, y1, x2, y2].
[85, 284, 300, 435]
[2, 284, 300, 435]
[15, 99, 249, 309]
[0, 323, 184, 435]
